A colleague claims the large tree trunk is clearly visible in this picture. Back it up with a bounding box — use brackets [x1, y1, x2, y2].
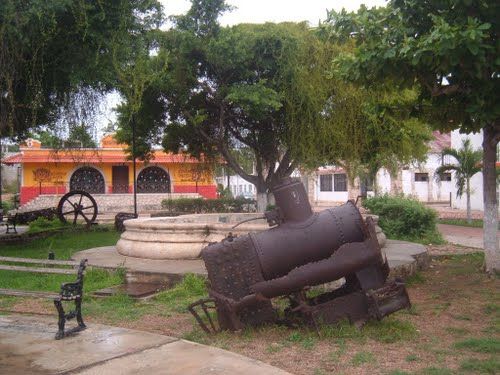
[390, 170, 402, 195]
[482, 125, 499, 273]
[466, 179, 472, 225]
[256, 191, 268, 212]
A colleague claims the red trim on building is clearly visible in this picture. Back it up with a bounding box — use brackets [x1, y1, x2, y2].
[173, 185, 217, 199]
[20, 186, 68, 205]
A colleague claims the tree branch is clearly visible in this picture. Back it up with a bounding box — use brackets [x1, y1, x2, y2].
[218, 142, 258, 185]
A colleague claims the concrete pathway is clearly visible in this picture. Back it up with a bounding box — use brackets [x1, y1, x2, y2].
[0, 224, 28, 237]
[0, 314, 290, 375]
[438, 223, 499, 249]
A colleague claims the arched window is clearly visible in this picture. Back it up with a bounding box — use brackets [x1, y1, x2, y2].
[70, 167, 105, 194]
[137, 166, 171, 193]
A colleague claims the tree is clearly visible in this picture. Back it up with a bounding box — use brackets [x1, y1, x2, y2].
[326, 0, 499, 272]
[31, 124, 96, 148]
[120, 13, 331, 210]
[436, 139, 482, 224]
[0, 0, 163, 139]
[118, 0, 431, 212]
[67, 124, 97, 148]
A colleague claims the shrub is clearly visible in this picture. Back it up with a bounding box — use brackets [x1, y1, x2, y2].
[28, 217, 67, 233]
[161, 197, 256, 213]
[363, 195, 443, 244]
[1, 200, 14, 215]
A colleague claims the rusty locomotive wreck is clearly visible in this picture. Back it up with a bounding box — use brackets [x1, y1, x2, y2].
[189, 178, 410, 333]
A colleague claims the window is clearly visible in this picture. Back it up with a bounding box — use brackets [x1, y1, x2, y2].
[137, 166, 171, 193]
[441, 172, 452, 181]
[334, 174, 347, 192]
[320, 174, 333, 191]
[415, 173, 429, 182]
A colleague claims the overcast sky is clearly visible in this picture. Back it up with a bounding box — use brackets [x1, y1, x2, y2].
[161, 0, 387, 27]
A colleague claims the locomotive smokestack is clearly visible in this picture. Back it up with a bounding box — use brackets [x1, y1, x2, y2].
[272, 177, 313, 222]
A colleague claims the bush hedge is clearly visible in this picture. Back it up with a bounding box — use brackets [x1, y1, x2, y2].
[161, 197, 256, 214]
[363, 195, 443, 244]
[28, 217, 68, 233]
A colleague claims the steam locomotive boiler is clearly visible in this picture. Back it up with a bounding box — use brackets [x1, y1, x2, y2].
[189, 178, 410, 333]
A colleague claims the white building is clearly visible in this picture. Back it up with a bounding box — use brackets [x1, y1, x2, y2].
[375, 131, 454, 203]
[216, 174, 256, 199]
[217, 130, 497, 212]
[449, 129, 493, 211]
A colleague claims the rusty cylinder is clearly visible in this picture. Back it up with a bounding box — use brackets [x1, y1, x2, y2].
[249, 178, 365, 280]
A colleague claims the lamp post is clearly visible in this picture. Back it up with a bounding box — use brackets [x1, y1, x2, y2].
[131, 115, 137, 217]
[0, 136, 3, 212]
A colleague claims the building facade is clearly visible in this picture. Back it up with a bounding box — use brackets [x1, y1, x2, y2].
[2, 134, 217, 205]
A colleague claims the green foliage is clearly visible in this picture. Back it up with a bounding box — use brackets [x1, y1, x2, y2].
[454, 338, 500, 354]
[362, 318, 418, 343]
[439, 218, 485, 228]
[0, 228, 120, 260]
[0, 268, 122, 293]
[216, 184, 233, 199]
[0, 0, 163, 138]
[405, 272, 426, 286]
[154, 274, 207, 312]
[418, 368, 454, 375]
[363, 195, 442, 243]
[460, 357, 500, 374]
[327, 1, 499, 132]
[436, 139, 482, 198]
[66, 124, 97, 148]
[161, 197, 255, 213]
[351, 351, 375, 366]
[28, 217, 67, 233]
[1, 200, 14, 214]
[318, 317, 417, 343]
[84, 293, 149, 323]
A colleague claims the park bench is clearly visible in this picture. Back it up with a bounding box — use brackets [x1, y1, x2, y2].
[0, 257, 88, 339]
[0, 212, 18, 234]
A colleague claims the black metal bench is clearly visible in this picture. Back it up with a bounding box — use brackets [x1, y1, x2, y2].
[0, 212, 18, 234]
[0, 257, 88, 339]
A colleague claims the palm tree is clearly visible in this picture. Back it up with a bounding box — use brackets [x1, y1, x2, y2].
[436, 139, 482, 224]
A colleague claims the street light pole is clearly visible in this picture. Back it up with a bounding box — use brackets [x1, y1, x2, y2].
[0, 136, 3, 212]
[131, 115, 137, 217]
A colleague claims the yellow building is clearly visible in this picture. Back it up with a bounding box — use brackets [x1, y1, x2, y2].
[3, 134, 217, 205]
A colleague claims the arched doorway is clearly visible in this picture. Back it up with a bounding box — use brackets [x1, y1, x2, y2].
[70, 167, 105, 194]
[137, 166, 171, 193]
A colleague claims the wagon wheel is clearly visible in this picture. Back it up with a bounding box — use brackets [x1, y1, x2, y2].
[57, 190, 98, 226]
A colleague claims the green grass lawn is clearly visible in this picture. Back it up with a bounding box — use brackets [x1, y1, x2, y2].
[438, 218, 485, 228]
[0, 227, 120, 260]
[0, 227, 123, 304]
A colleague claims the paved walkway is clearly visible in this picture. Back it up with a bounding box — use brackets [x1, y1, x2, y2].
[0, 224, 28, 237]
[437, 223, 499, 249]
[0, 314, 289, 375]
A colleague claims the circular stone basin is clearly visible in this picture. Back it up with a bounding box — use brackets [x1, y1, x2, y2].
[117, 213, 266, 260]
[116, 213, 385, 260]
